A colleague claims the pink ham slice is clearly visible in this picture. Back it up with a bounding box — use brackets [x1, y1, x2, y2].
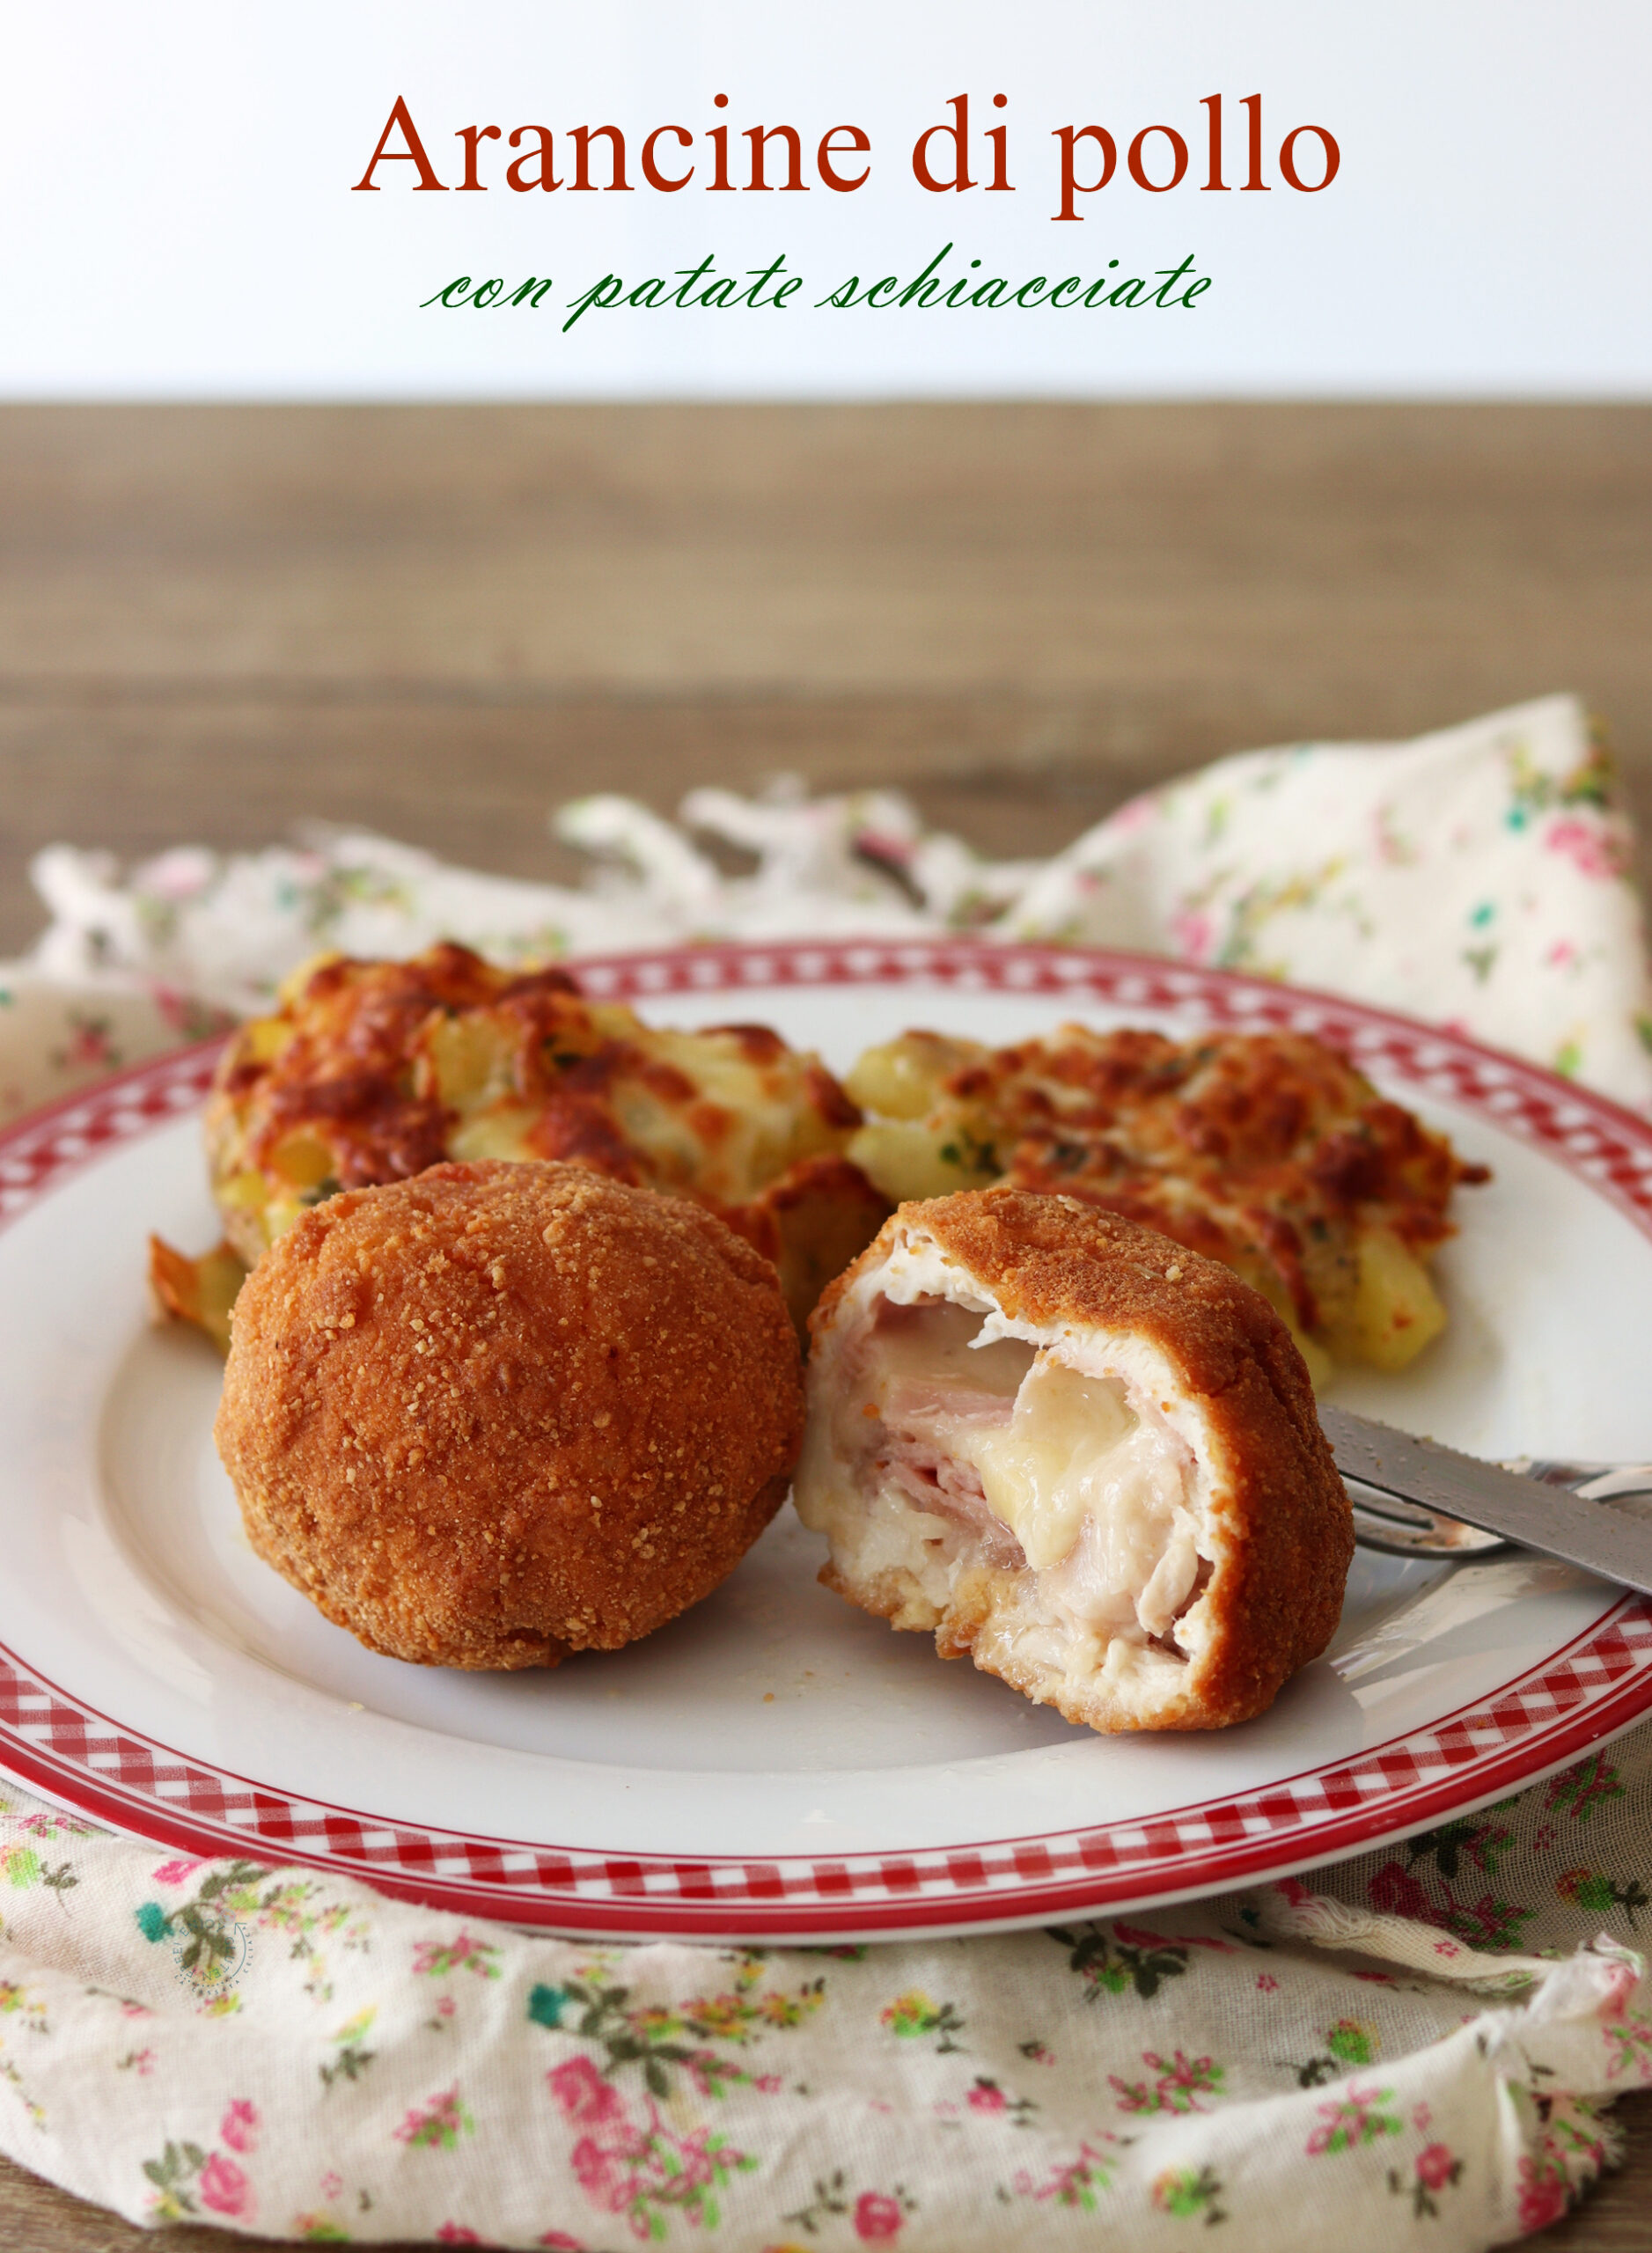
[881, 1439, 1029, 1571]
[853, 1302, 1033, 1572]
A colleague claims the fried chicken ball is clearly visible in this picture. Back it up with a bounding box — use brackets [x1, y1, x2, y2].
[794, 1187, 1352, 1731]
[215, 1160, 804, 1669]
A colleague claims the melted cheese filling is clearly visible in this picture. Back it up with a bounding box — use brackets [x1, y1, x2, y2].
[859, 1297, 1202, 1640]
[964, 1361, 1156, 1570]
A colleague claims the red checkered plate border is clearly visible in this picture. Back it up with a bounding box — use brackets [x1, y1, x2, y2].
[2, 938, 1651, 1940]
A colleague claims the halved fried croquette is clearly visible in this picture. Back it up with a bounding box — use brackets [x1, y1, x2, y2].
[793, 1186, 1352, 1732]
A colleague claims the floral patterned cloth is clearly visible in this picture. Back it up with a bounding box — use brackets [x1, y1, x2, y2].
[3, 1742, 1652, 2249]
[2, 690, 1652, 2249]
[7, 693, 1651, 1126]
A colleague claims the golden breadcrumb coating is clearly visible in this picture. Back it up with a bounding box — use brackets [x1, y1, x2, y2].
[797, 1186, 1352, 1732]
[216, 1160, 804, 1669]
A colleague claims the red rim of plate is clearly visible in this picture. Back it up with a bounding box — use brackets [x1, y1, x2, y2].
[1, 936, 1650, 1940]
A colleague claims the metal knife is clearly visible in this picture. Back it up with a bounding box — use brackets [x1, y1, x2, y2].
[1318, 1404, 1652, 1593]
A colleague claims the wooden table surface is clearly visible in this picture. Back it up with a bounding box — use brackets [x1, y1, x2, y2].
[1, 401, 1648, 2247]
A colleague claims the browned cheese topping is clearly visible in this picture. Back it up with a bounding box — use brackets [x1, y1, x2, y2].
[845, 1024, 1489, 1374]
[158, 942, 889, 1340]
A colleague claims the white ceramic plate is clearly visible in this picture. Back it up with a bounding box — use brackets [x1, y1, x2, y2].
[2, 939, 1650, 1942]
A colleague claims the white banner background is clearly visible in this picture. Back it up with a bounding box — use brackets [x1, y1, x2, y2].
[0, 0, 1645, 398]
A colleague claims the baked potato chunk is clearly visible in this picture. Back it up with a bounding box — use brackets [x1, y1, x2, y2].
[158, 943, 891, 1343]
[845, 1024, 1487, 1376]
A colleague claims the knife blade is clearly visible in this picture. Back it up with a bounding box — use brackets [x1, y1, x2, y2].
[1318, 1404, 1652, 1595]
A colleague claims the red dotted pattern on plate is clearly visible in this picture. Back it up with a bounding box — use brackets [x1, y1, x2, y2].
[0, 940, 1649, 1935]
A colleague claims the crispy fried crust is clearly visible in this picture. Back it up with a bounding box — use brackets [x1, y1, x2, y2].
[216, 1160, 804, 1669]
[807, 1186, 1352, 1730]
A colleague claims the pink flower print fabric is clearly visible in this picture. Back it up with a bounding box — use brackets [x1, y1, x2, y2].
[999, 693, 1652, 1112]
[4, 1736, 1652, 2249]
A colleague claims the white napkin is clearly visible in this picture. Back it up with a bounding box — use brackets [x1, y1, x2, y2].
[8, 694, 1649, 1125]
